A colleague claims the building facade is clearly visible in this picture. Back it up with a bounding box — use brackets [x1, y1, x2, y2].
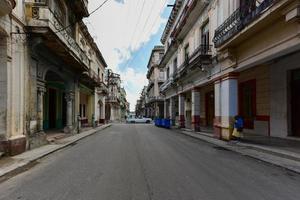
[159, 0, 300, 140]
[145, 46, 165, 119]
[0, 0, 24, 155]
[0, 0, 112, 156]
[135, 86, 147, 117]
[120, 87, 129, 121]
[105, 69, 122, 122]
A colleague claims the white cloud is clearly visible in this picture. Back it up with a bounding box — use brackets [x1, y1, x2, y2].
[86, 0, 170, 111]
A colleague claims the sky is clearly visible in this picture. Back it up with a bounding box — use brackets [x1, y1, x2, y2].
[85, 0, 173, 111]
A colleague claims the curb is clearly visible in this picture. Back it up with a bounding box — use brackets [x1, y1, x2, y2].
[0, 124, 112, 180]
[177, 129, 300, 174]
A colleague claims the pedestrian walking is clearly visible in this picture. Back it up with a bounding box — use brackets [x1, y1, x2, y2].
[232, 115, 244, 140]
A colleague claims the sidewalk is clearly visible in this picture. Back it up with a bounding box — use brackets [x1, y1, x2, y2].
[177, 129, 300, 174]
[0, 124, 111, 179]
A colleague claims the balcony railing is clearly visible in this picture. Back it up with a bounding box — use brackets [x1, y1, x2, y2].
[26, 2, 90, 69]
[160, 77, 173, 92]
[148, 96, 164, 103]
[213, 0, 276, 47]
[189, 44, 213, 68]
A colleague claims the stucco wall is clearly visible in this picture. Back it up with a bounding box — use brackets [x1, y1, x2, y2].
[270, 51, 300, 138]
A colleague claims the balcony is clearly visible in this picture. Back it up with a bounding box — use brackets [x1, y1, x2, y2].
[160, 77, 174, 93]
[80, 68, 105, 89]
[189, 44, 212, 69]
[213, 0, 277, 48]
[106, 96, 120, 104]
[0, 0, 16, 16]
[97, 82, 108, 95]
[173, 60, 189, 81]
[147, 96, 164, 103]
[25, 2, 89, 72]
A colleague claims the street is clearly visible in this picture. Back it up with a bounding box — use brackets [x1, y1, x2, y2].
[0, 124, 300, 200]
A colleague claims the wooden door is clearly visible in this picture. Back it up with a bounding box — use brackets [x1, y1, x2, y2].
[205, 91, 215, 127]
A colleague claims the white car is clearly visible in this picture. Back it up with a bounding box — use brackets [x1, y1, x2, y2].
[126, 117, 152, 123]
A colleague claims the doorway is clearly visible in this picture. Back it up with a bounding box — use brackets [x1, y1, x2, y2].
[291, 69, 300, 137]
[43, 71, 66, 131]
[205, 91, 215, 127]
[239, 80, 256, 129]
[48, 88, 57, 129]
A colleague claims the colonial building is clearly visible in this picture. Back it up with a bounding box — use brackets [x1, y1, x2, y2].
[159, 0, 300, 140]
[0, 0, 24, 155]
[160, 0, 214, 131]
[0, 0, 110, 155]
[135, 86, 147, 117]
[105, 69, 122, 122]
[120, 87, 129, 121]
[212, 0, 300, 139]
[145, 46, 165, 119]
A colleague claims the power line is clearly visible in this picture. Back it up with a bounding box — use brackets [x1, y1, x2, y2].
[124, 0, 169, 69]
[127, 0, 146, 51]
[131, 0, 160, 52]
[9, 0, 112, 36]
[54, 0, 112, 34]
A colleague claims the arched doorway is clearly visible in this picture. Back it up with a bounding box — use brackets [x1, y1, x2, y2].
[43, 71, 67, 131]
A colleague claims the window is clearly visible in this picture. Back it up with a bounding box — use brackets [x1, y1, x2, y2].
[201, 22, 209, 53]
[159, 53, 164, 60]
[173, 57, 178, 72]
[98, 68, 100, 76]
[184, 44, 189, 62]
[167, 67, 170, 79]
[80, 104, 86, 118]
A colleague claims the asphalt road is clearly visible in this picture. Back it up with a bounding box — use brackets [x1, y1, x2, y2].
[0, 124, 300, 200]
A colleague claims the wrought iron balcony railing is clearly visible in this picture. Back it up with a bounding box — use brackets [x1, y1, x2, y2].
[213, 0, 276, 47]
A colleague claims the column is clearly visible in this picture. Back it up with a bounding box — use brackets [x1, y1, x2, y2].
[64, 91, 74, 133]
[164, 100, 168, 119]
[214, 80, 222, 139]
[37, 84, 46, 132]
[169, 97, 176, 126]
[220, 73, 238, 140]
[179, 94, 185, 128]
[101, 98, 106, 123]
[191, 89, 201, 132]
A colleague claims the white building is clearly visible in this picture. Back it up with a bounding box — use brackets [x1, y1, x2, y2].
[159, 0, 300, 140]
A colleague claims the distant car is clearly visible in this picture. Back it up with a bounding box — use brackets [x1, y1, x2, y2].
[126, 116, 152, 123]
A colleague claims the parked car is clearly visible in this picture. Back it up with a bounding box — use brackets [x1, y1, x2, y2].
[126, 116, 152, 123]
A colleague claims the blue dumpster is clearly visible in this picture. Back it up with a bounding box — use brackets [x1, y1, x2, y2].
[164, 119, 171, 129]
[158, 118, 162, 127]
[161, 119, 165, 127]
[154, 118, 158, 126]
